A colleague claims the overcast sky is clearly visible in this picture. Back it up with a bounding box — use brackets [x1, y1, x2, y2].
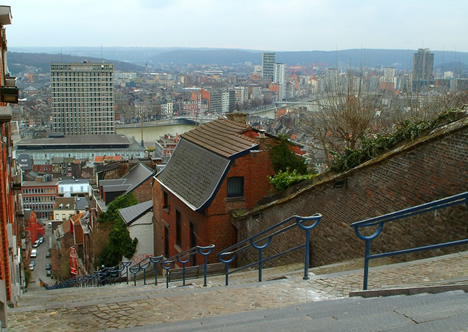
[2, 0, 467, 52]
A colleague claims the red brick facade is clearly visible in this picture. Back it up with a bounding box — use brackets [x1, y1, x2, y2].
[153, 136, 275, 263]
[0, 9, 20, 319]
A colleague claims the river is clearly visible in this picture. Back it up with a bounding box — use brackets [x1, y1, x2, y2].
[116, 124, 196, 145]
[116, 109, 277, 145]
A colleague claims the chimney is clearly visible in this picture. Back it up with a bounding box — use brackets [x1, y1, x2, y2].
[255, 129, 268, 150]
[226, 112, 247, 124]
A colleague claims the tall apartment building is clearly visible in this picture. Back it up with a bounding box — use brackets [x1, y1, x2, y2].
[234, 87, 249, 108]
[383, 67, 396, 83]
[262, 52, 276, 81]
[209, 89, 235, 113]
[412, 48, 434, 90]
[274, 63, 286, 101]
[274, 63, 286, 84]
[50, 62, 115, 135]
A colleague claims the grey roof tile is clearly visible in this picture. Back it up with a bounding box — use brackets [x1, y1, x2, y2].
[119, 200, 153, 225]
[155, 139, 230, 211]
[182, 119, 257, 158]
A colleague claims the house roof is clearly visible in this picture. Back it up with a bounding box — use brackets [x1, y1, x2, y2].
[181, 119, 257, 158]
[118, 200, 153, 226]
[122, 163, 154, 193]
[75, 197, 89, 211]
[156, 119, 259, 211]
[54, 197, 76, 210]
[60, 178, 89, 185]
[99, 163, 154, 202]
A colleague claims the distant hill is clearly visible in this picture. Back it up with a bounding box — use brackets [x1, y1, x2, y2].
[8, 47, 468, 73]
[149, 49, 468, 70]
[7, 51, 144, 74]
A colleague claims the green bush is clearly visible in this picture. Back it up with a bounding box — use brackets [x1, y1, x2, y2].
[269, 134, 308, 174]
[97, 193, 139, 267]
[269, 168, 315, 191]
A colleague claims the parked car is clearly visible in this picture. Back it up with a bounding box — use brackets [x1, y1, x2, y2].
[29, 260, 36, 270]
[39, 237, 44, 244]
[32, 240, 40, 248]
[30, 249, 37, 258]
[46, 270, 52, 277]
[45, 264, 51, 270]
[46, 250, 51, 258]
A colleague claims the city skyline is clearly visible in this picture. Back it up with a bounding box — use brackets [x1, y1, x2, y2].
[2, 0, 467, 52]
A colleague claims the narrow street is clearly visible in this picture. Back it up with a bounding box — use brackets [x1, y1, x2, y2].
[28, 225, 53, 292]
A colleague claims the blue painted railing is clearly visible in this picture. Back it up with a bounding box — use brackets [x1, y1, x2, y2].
[217, 214, 322, 286]
[162, 245, 215, 287]
[41, 245, 217, 290]
[351, 192, 468, 290]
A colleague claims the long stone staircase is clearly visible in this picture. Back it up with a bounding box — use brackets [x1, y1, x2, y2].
[7, 251, 468, 331]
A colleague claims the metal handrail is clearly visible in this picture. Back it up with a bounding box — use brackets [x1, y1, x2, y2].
[162, 245, 215, 287]
[351, 192, 468, 290]
[217, 214, 322, 286]
[42, 256, 155, 290]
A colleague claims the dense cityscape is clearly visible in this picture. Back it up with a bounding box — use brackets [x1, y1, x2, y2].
[0, 3, 467, 330]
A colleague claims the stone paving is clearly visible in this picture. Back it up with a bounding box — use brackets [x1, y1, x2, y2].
[7, 251, 468, 331]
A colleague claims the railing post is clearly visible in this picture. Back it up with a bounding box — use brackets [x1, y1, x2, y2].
[122, 261, 132, 285]
[303, 228, 311, 280]
[224, 263, 229, 286]
[149, 256, 163, 285]
[129, 266, 141, 287]
[218, 251, 236, 287]
[197, 245, 215, 287]
[140, 261, 151, 285]
[258, 248, 263, 282]
[161, 260, 174, 288]
[295, 214, 322, 281]
[250, 237, 272, 283]
[363, 239, 370, 291]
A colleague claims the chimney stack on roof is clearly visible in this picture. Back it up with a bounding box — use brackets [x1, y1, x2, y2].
[226, 112, 247, 124]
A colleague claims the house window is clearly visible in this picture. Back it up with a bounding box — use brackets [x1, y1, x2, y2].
[227, 177, 244, 197]
[176, 210, 182, 247]
[163, 191, 169, 209]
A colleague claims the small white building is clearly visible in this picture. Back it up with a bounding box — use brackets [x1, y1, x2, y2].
[118, 201, 154, 263]
[58, 179, 90, 197]
[161, 102, 174, 118]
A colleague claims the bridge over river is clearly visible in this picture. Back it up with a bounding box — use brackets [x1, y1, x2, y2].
[115, 100, 320, 130]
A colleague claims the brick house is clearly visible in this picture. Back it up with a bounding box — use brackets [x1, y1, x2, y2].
[153, 114, 276, 263]
[23, 209, 44, 245]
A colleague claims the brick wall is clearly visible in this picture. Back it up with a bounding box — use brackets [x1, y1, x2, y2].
[131, 178, 153, 204]
[153, 141, 275, 263]
[234, 117, 468, 268]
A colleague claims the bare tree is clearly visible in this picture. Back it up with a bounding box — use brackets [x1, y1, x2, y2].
[315, 70, 384, 152]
